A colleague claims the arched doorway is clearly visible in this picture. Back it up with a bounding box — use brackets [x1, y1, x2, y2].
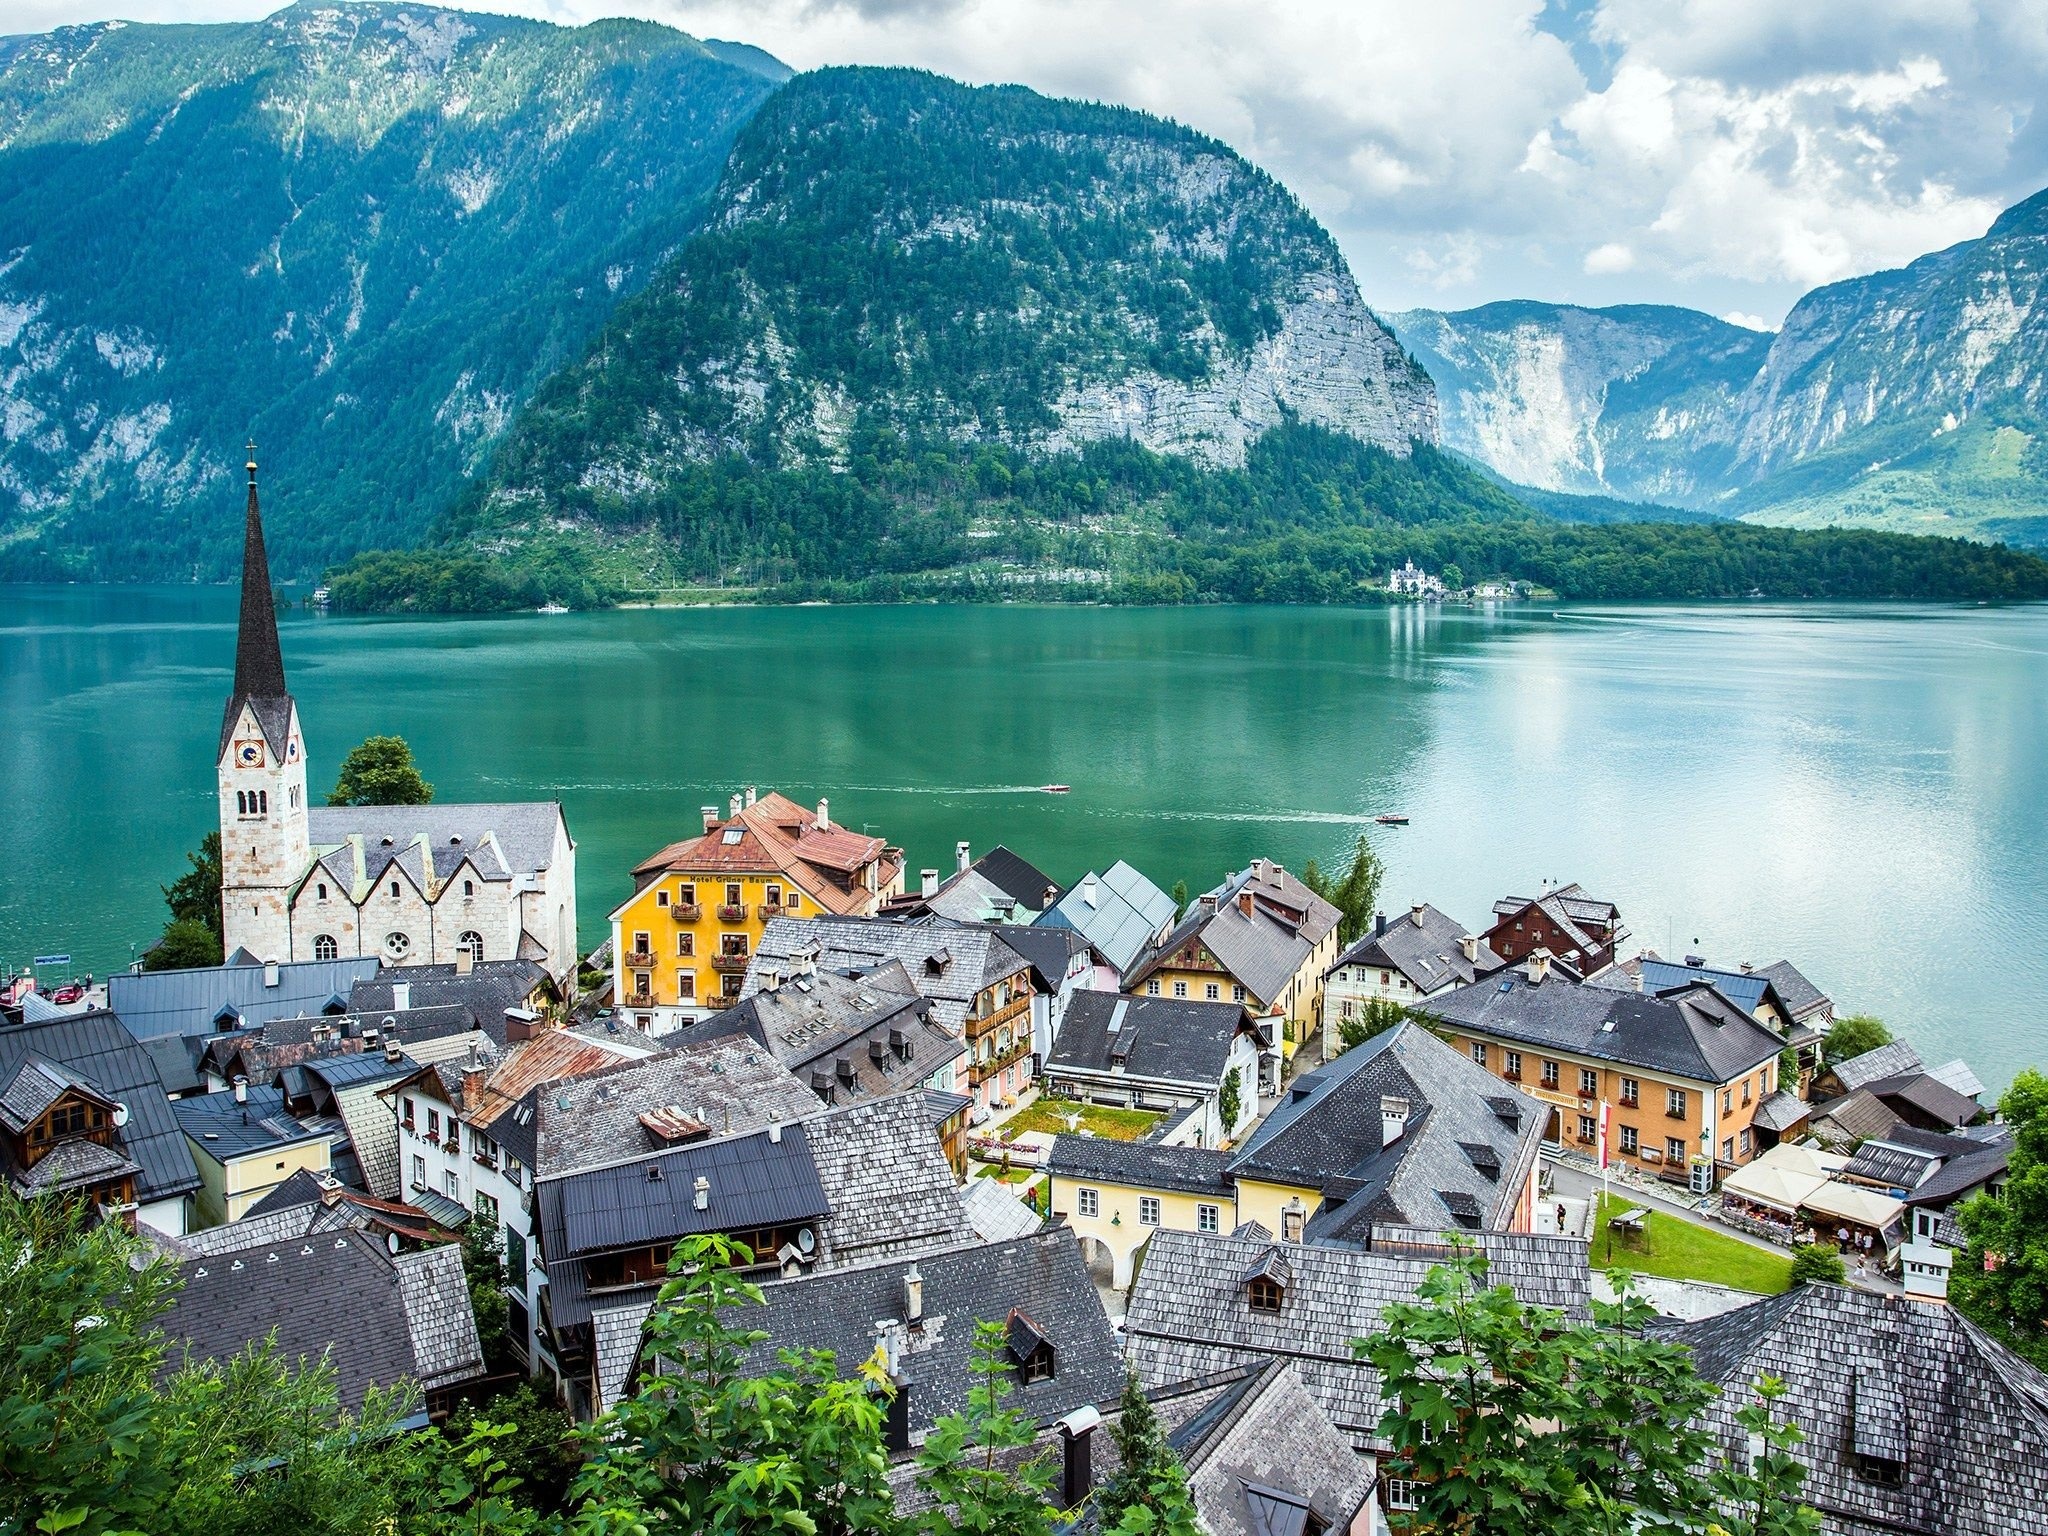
[1077, 1235, 1116, 1288]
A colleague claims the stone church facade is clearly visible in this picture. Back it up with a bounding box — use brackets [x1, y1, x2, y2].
[217, 456, 577, 980]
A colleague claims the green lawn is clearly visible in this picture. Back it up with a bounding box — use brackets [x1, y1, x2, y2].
[973, 1164, 1035, 1184]
[1594, 1194, 1794, 1295]
[1001, 1100, 1163, 1142]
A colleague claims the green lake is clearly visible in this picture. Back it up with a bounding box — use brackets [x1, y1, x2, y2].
[4, 587, 2044, 1093]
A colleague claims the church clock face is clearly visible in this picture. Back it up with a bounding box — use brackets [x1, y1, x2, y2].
[237, 740, 264, 768]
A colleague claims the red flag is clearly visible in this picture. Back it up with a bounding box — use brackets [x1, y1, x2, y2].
[1596, 1100, 1612, 1171]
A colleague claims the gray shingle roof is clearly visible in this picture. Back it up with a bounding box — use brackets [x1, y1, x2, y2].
[1039, 861, 1177, 976]
[1046, 993, 1251, 1087]
[162, 1228, 481, 1411]
[13, 1136, 140, 1196]
[807, 1093, 973, 1270]
[745, 916, 1030, 1032]
[1752, 1089, 1812, 1135]
[1666, 1283, 2048, 1535]
[1421, 968, 1784, 1085]
[0, 1010, 200, 1204]
[532, 1035, 823, 1180]
[694, 970, 965, 1104]
[1329, 904, 1501, 992]
[348, 959, 549, 1022]
[1755, 959, 1831, 1021]
[1168, 1361, 1374, 1536]
[106, 956, 383, 1041]
[959, 1175, 1045, 1243]
[1132, 863, 1339, 1008]
[1902, 1141, 2009, 1209]
[986, 922, 1094, 993]
[1830, 1040, 1924, 1093]
[307, 802, 564, 881]
[1125, 1226, 1592, 1449]
[1048, 1135, 1235, 1197]
[1232, 1022, 1545, 1238]
[1866, 1072, 1982, 1130]
[739, 1227, 1124, 1439]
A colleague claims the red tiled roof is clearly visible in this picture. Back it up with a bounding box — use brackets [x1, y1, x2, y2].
[623, 790, 903, 917]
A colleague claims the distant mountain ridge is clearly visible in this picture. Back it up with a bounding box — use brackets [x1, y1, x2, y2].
[1392, 189, 2048, 548]
[0, 1, 786, 578]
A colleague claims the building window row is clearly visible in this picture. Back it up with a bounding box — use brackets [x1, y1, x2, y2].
[235, 789, 268, 816]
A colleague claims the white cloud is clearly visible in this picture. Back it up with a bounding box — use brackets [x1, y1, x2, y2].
[1720, 311, 1777, 331]
[9, 0, 2046, 317]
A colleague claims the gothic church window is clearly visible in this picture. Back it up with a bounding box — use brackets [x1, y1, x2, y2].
[384, 932, 412, 961]
[314, 935, 338, 961]
[458, 931, 484, 963]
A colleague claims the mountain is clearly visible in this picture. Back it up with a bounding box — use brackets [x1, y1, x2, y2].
[457, 64, 1442, 581]
[1393, 188, 2048, 549]
[1387, 302, 1769, 506]
[0, 1, 787, 579]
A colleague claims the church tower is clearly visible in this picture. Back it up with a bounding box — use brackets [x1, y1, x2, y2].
[218, 447, 310, 963]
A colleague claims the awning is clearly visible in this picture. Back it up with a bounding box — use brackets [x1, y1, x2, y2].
[1799, 1181, 1905, 1232]
[1719, 1143, 1831, 1216]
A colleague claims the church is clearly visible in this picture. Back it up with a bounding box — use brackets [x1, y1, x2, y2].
[217, 452, 578, 980]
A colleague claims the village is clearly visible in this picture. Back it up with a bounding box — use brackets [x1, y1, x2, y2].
[3, 475, 2044, 1535]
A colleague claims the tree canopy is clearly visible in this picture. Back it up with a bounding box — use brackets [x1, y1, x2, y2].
[1823, 1014, 1894, 1067]
[145, 832, 223, 970]
[1952, 1069, 2048, 1370]
[328, 735, 434, 807]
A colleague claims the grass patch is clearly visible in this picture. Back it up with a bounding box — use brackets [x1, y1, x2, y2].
[1594, 1194, 1793, 1295]
[973, 1164, 1035, 1184]
[1003, 1100, 1163, 1142]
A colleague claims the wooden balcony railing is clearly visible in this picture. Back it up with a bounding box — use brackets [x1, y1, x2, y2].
[669, 903, 702, 923]
[716, 903, 748, 922]
[709, 953, 751, 976]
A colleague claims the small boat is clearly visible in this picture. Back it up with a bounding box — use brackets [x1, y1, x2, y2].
[1374, 813, 1410, 826]
[536, 601, 570, 615]
[1040, 784, 1071, 794]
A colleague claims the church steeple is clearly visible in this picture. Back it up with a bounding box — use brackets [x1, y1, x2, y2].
[232, 443, 288, 702]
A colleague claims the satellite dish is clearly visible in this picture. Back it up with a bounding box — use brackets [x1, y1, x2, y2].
[796, 1226, 816, 1255]
[112, 1103, 131, 1128]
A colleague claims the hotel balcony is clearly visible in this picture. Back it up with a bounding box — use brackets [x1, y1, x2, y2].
[669, 903, 702, 923]
[709, 953, 752, 976]
[716, 903, 748, 922]
[757, 903, 786, 921]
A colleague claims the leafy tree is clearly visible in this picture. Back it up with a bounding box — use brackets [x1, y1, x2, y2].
[1952, 1069, 2048, 1369]
[1788, 1245, 1846, 1287]
[443, 1386, 581, 1518]
[1361, 1246, 1816, 1535]
[1218, 1067, 1243, 1135]
[145, 916, 224, 972]
[1777, 1045, 1801, 1090]
[912, 1321, 1057, 1535]
[1441, 563, 1464, 590]
[329, 734, 433, 807]
[462, 1211, 512, 1373]
[1170, 880, 1188, 921]
[1823, 1015, 1892, 1066]
[1096, 1372, 1176, 1528]
[1340, 998, 1410, 1052]
[1305, 834, 1385, 947]
[163, 832, 223, 939]
[1708, 1379, 1824, 1536]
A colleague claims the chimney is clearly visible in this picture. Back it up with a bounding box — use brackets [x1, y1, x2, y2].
[263, 959, 280, 988]
[921, 869, 940, 899]
[692, 1174, 710, 1212]
[816, 797, 830, 831]
[1460, 934, 1479, 964]
[233, 1074, 249, 1105]
[729, 792, 744, 820]
[1281, 1197, 1306, 1244]
[1083, 876, 1099, 909]
[1238, 890, 1254, 918]
[1057, 1406, 1101, 1509]
[955, 840, 971, 875]
[363, 1026, 380, 1048]
[837, 1056, 857, 1086]
[391, 982, 411, 1012]
[1374, 911, 1386, 937]
[1199, 892, 1217, 915]
[904, 1262, 924, 1327]
[768, 1114, 782, 1144]
[1411, 902, 1426, 928]
[455, 945, 473, 976]
[1381, 1094, 1410, 1145]
[1526, 948, 1552, 985]
[1739, 961, 1754, 974]
[310, 1020, 330, 1045]
[745, 785, 757, 808]
[385, 1037, 403, 1063]
[1043, 883, 1059, 910]
[505, 1007, 536, 1044]
[702, 804, 719, 832]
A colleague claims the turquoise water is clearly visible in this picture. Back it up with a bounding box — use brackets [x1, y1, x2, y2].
[4, 587, 2044, 1093]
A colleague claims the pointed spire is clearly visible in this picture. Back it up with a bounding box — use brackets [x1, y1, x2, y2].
[233, 441, 288, 702]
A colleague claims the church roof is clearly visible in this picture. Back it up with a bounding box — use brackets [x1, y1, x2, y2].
[220, 452, 293, 757]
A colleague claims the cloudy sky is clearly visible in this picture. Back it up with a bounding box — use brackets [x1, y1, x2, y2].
[14, 0, 2047, 323]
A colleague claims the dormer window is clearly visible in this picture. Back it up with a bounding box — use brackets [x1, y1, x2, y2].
[1006, 1310, 1056, 1384]
[1241, 1245, 1291, 1312]
[1248, 1277, 1284, 1313]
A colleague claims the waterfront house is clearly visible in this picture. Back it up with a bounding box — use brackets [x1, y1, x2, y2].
[1481, 883, 1626, 975]
[1127, 860, 1341, 1050]
[1667, 1283, 2048, 1535]
[1322, 902, 1504, 1056]
[890, 843, 1061, 923]
[1041, 993, 1266, 1148]
[611, 789, 905, 1032]
[987, 921, 1102, 1063]
[1421, 951, 1788, 1189]
[1043, 1021, 1544, 1287]
[0, 1009, 200, 1235]
[1039, 861, 1179, 989]
[746, 916, 1037, 1118]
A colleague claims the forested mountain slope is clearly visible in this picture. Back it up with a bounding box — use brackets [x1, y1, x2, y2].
[0, 1, 786, 578]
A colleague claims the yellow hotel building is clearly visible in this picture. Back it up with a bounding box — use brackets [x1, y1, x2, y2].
[610, 790, 904, 1034]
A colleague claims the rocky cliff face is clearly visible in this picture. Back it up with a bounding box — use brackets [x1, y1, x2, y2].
[1393, 189, 2048, 545]
[0, 2, 785, 577]
[479, 66, 1437, 521]
[1387, 302, 1767, 505]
